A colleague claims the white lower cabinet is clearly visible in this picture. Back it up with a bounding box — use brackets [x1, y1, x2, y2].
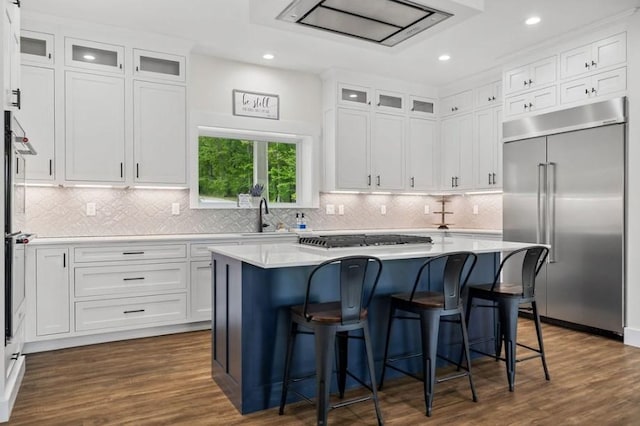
[190, 260, 212, 321]
[75, 294, 187, 332]
[35, 248, 69, 336]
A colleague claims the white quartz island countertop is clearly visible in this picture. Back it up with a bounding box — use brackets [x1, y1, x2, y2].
[207, 236, 535, 269]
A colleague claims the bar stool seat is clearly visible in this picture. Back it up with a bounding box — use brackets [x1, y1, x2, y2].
[379, 252, 478, 417]
[465, 245, 550, 392]
[279, 255, 384, 426]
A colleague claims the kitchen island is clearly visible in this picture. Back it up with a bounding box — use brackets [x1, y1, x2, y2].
[208, 235, 533, 414]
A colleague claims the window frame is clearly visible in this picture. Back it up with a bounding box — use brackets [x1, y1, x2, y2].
[189, 112, 319, 210]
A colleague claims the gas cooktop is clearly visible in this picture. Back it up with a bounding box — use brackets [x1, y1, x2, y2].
[298, 234, 433, 249]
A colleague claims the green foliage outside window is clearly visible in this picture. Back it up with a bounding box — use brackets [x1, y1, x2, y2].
[198, 136, 297, 204]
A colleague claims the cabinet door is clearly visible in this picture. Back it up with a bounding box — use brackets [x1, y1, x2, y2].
[406, 118, 436, 191]
[371, 113, 404, 190]
[529, 86, 557, 112]
[338, 83, 371, 109]
[457, 114, 474, 190]
[375, 90, 404, 114]
[504, 65, 529, 94]
[494, 108, 503, 188]
[36, 248, 69, 336]
[21, 29, 54, 66]
[440, 117, 459, 189]
[504, 93, 529, 117]
[474, 108, 495, 189]
[455, 90, 473, 113]
[560, 76, 591, 104]
[409, 95, 436, 118]
[529, 56, 556, 88]
[560, 44, 591, 79]
[592, 33, 626, 71]
[3, 0, 20, 110]
[440, 94, 456, 116]
[475, 81, 501, 109]
[592, 67, 626, 97]
[20, 65, 55, 181]
[336, 108, 370, 190]
[65, 37, 124, 74]
[191, 260, 212, 321]
[65, 71, 125, 182]
[133, 49, 186, 82]
[133, 81, 186, 184]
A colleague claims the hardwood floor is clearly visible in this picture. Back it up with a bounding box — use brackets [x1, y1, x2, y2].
[8, 320, 640, 425]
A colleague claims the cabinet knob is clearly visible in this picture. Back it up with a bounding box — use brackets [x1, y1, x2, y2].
[591, 60, 597, 67]
[376, 175, 381, 186]
[377, 102, 381, 106]
[367, 175, 371, 186]
[528, 79, 533, 85]
[488, 97, 492, 102]
[585, 89, 589, 95]
[410, 177, 415, 188]
[524, 103, 529, 110]
[591, 87, 597, 94]
[528, 102, 533, 108]
[585, 62, 590, 68]
[524, 80, 528, 86]
[491, 96, 496, 101]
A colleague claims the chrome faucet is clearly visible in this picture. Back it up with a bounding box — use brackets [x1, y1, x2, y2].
[258, 197, 270, 232]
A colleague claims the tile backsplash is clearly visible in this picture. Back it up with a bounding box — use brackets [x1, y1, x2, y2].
[26, 187, 502, 237]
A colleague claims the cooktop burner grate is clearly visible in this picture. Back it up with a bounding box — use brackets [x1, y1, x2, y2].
[298, 234, 433, 249]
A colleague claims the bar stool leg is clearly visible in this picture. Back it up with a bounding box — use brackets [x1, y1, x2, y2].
[420, 310, 440, 417]
[315, 325, 337, 426]
[459, 310, 478, 402]
[378, 303, 396, 390]
[362, 321, 384, 426]
[500, 299, 519, 392]
[532, 301, 550, 380]
[336, 331, 349, 398]
[279, 321, 298, 415]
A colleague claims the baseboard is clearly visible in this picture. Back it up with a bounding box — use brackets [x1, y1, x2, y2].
[24, 322, 211, 354]
[0, 355, 26, 423]
[624, 327, 640, 348]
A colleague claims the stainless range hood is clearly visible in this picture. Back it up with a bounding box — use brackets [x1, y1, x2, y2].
[276, 0, 453, 47]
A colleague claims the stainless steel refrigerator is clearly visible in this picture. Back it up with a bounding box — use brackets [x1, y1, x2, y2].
[502, 97, 626, 335]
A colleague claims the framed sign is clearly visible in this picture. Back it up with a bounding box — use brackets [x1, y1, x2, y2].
[233, 89, 280, 120]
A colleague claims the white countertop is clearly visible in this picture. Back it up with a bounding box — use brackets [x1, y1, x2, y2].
[27, 228, 502, 245]
[207, 236, 533, 269]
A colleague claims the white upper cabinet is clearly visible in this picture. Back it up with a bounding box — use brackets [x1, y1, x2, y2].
[371, 113, 404, 190]
[338, 83, 371, 109]
[133, 81, 187, 184]
[409, 95, 436, 118]
[20, 29, 54, 66]
[4, 0, 21, 110]
[406, 118, 437, 191]
[441, 90, 472, 116]
[374, 89, 404, 114]
[441, 113, 473, 190]
[504, 56, 556, 95]
[560, 67, 627, 105]
[133, 49, 185, 82]
[20, 65, 55, 181]
[475, 81, 502, 109]
[65, 71, 125, 182]
[560, 33, 626, 80]
[505, 86, 557, 117]
[336, 108, 370, 190]
[474, 107, 502, 189]
[65, 37, 124, 74]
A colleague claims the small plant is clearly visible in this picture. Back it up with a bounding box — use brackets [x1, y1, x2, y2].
[249, 183, 264, 197]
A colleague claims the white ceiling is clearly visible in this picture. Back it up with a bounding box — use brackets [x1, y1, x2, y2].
[23, 0, 640, 86]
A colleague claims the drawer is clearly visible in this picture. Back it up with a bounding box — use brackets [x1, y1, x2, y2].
[75, 262, 187, 297]
[74, 244, 187, 263]
[190, 242, 239, 258]
[75, 293, 187, 332]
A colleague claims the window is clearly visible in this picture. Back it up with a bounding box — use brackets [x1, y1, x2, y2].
[198, 136, 297, 204]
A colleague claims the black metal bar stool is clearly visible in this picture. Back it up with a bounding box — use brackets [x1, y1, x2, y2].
[378, 252, 478, 417]
[279, 255, 384, 426]
[465, 245, 550, 392]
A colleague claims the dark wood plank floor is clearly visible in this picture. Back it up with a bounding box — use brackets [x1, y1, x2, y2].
[8, 320, 640, 425]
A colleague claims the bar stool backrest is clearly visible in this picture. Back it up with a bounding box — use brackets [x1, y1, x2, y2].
[304, 255, 383, 325]
[410, 252, 478, 310]
[492, 246, 549, 298]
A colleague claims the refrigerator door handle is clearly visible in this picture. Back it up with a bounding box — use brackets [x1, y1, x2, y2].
[548, 162, 557, 263]
[537, 163, 547, 244]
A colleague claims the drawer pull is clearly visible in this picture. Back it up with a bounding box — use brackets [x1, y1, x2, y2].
[123, 251, 145, 255]
[123, 277, 145, 281]
[123, 309, 145, 314]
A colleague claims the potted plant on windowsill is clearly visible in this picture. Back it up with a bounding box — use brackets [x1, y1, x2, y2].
[249, 184, 265, 207]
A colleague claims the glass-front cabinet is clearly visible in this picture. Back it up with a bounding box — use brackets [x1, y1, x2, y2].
[409, 95, 436, 118]
[133, 49, 186, 82]
[338, 83, 371, 109]
[375, 90, 404, 114]
[20, 30, 54, 66]
[65, 37, 124, 74]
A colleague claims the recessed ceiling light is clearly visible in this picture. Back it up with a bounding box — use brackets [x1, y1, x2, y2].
[262, 53, 275, 60]
[525, 16, 541, 25]
[438, 54, 451, 61]
[83, 54, 96, 61]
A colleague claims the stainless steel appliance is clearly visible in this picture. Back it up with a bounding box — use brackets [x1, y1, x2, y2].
[502, 97, 626, 335]
[299, 234, 433, 248]
[4, 111, 34, 345]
